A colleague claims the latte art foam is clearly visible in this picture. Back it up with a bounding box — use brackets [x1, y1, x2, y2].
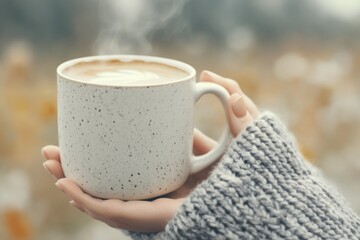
[63, 60, 188, 86]
[91, 69, 162, 85]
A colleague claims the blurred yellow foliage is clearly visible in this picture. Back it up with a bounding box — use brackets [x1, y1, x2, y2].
[2, 209, 33, 240]
[0, 39, 360, 240]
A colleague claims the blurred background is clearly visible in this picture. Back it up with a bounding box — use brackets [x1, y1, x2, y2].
[1, 0, 360, 239]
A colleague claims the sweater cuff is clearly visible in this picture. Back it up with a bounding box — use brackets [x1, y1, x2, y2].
[127, 112, 311, 239]
[228, 111, 311, 179]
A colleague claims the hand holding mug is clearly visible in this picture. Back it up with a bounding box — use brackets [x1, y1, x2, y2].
[42, 70, 259, 232]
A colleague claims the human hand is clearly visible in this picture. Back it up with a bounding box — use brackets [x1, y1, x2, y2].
[42, 130, 217, 232]
[199, 70, 260, 136]
[42, 70, 259, 232]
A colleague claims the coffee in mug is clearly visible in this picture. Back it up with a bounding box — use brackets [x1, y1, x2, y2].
[62, 59, 188, 86]
[57, 55, 232, 200]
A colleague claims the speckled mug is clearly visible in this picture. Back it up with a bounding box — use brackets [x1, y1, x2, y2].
[57, 55, 232, 200]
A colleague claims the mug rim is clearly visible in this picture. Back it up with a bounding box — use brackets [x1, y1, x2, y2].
[57, 55, 196, 88]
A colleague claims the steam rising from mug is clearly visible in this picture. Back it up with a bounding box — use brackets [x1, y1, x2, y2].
[94, 0, 187, 54]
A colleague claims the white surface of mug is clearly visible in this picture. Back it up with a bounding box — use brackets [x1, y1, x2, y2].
[57, 55, 232, 200]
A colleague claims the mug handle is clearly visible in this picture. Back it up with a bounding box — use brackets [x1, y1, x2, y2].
[190, 82, 233, 174]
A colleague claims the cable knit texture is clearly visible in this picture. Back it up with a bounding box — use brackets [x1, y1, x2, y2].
[127, 112, 360, 240]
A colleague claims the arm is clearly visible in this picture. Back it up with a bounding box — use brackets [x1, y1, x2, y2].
[129, 112, 360, 240]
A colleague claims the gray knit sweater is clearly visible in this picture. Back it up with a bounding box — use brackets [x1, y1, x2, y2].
[128, 112, 360, 240]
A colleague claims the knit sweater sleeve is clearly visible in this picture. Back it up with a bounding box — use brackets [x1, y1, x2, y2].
[127, 112, 360, 240]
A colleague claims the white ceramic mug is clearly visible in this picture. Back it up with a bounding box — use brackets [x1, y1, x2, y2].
[57, 55, 232, 200]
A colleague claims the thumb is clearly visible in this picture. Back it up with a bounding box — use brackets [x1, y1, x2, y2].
[228, 93, 254, 137]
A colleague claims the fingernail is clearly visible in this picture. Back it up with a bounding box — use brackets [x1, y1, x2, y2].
[69, 201, 84, 212]
[231, 94, 247, 118]
[41, 147, 48, 159]
[55, 180, 67, 194]
[43, 162, 51, 174]
[43, 162, 56, 179]
[55, 180, 62, 189]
